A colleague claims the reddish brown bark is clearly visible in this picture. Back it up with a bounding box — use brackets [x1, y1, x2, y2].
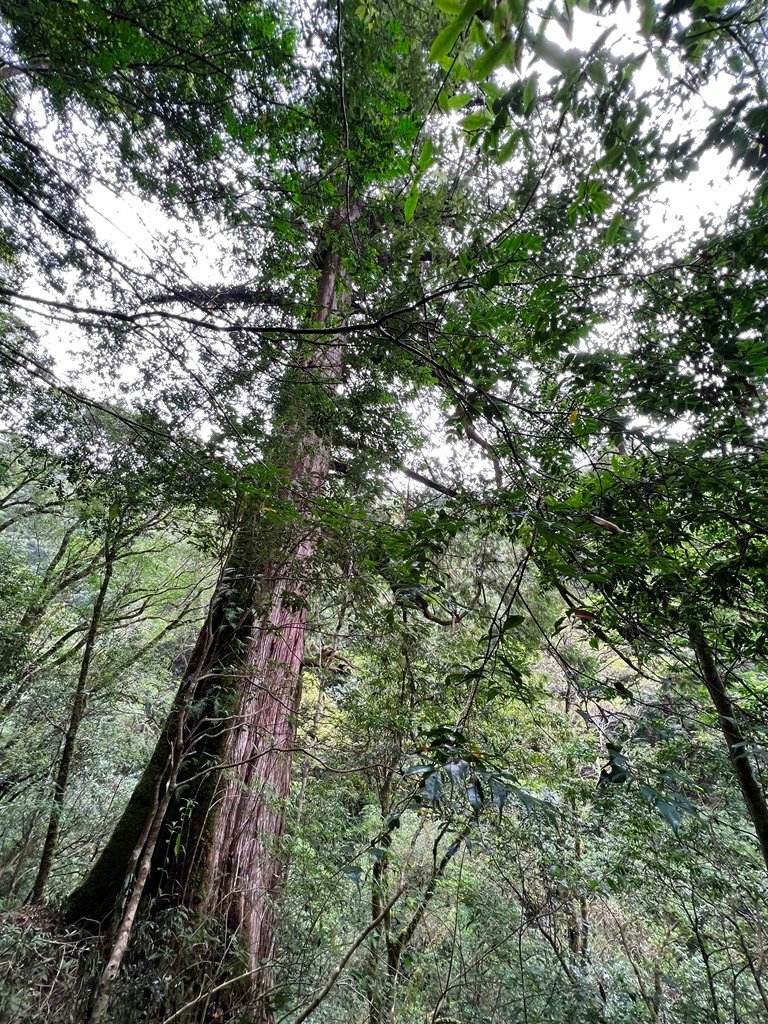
[200, 428, 336, 998]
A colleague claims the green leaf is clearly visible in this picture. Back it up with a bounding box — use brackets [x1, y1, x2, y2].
[460, 111, 493, 131]
[496, 128, 523, 163]
[639, 0, 656, 36]
[429, 0, 482, 61]
[471, 36, 514, 80]
[418, 137, 435, 172]
[605, 212, 625, 245]
[438, 55, 472, 79]
[500, 612, 525, 633]
[587, 58, 607, 87]
[522, 73, 538, 114]
[404, 181, 419, 223]
[469, 16, 490, 46]
[434, 0, 464, 13]
[430, 19, 464, 61]
[445, 91, 474, 110]
[595, 144, 624, 171]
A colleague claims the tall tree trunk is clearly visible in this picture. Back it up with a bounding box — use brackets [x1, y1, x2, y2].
[28, 538, 116, 902]
[66, 218, 354, 1022]
[691, 625, 768, 873]
[198, 538, 320, 1006]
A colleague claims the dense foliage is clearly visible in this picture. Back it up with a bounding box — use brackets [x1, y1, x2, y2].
[0, 0, 767, 1022]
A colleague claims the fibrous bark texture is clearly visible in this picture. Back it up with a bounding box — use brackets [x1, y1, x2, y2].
[200, 423, 334, 1004]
